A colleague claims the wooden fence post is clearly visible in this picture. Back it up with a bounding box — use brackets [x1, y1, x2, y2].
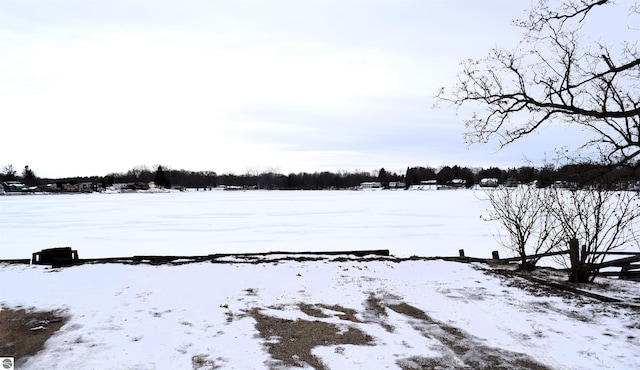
[459, 249, 465, 257]
[569, 238, 580, 283]
[620, 264, 627, 279]
[492, 251, 500, 260]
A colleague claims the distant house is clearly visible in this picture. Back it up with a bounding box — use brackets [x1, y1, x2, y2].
[62, 183, 79, 192]
[408, 180, 437, 190]
[111, 183, 124, 192]
[223, 185, 244, 191]
[78, 182, 93, 193]
[359, 182, 382, 190]
[421, 180, 438, 190]
[44, 183, 59, 192]
[388, 181, 406, 189]
[1, 181, 25, 193]
[450, 179, 466, 188]
[479, 178, 499, 188]
[112, 182, 149, 192]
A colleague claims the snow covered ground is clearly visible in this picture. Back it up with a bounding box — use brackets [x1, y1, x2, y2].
[1, 191, 639, 369]
[1, 257, 639, 369]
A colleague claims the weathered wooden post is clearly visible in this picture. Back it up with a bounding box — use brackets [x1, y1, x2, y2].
[620, 264, 629, 279]
[492, 251, 500, 260]
[459, 249, 465, 257]
[569, 238, 580, 283]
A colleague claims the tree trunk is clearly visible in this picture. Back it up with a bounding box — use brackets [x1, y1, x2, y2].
[568, 238, 589, 283]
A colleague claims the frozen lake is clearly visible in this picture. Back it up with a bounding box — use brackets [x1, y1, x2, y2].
[0, 190, 501, 260]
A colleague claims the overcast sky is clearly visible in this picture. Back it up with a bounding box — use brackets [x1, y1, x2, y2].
[0, 0, 603, 178]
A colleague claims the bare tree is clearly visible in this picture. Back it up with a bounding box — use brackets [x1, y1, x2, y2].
[482, 185, 560, 270]
[438, 0, 640, 168]
[1, 164, 18, 181]
[546, 187, 640, 282]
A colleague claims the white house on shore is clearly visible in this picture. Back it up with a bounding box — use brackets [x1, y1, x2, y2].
[388, 181, 406, 189]
[359, 182, 382, 190]
[408, 180, 438, 190]
[479, 178, 499, 188]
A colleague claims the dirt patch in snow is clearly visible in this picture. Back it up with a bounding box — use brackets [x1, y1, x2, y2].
[248, 307, 374, 369]
[191, 354, 222, 369]
[484, 266, 640, 310]
[245, 295, 550, 370]
[0, 306, 67, 365]
[386, 302, 550, 369]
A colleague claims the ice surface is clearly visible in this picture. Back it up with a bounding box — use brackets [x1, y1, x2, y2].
[0, 190, 499, 260]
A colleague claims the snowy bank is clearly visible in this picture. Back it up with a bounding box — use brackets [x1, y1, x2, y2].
[1, 258, 638, 369]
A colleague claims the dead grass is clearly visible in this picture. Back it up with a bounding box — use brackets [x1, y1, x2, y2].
[0, 306, 67, 363]
[386, 302, 551, 369]
[244, 295, 552, 370]
[248, 307, 374, 369]
[191, 354, 221, 369]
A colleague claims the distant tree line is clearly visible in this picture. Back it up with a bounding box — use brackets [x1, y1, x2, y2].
[407, 163, 640, 189]
[103, 166, 386, 190]
[2, 162, 639, 192]
[0, 165, 39, 187]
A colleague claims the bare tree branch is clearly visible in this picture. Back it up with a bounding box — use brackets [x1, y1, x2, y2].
[438, 0, 640, 168]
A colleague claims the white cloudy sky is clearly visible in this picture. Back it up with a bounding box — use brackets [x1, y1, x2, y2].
[0, 0, 611, 178]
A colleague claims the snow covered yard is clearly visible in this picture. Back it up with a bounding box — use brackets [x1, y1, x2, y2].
[1, 256, 638, 370]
